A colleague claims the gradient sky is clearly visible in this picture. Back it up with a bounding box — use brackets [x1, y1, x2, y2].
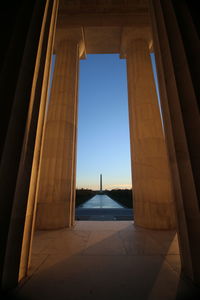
[76, 54, 132, 190]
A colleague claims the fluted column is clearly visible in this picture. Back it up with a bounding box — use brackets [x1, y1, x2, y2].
[36, 39, 79, 229]
[150, 0, 200, 284]
[125, 37, 176, 229]
[0, 0, 57, 289]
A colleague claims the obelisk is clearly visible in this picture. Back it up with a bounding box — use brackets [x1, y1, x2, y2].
[100, 174, 102, 192]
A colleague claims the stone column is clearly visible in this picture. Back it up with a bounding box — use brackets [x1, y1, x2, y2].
[19, 0, 59, 281]
[124, 34, 176, 229]
[36, 38, 80, 229]
[150, 0, 200, 284]
[0, 0, 57, 290]
[71, 88, 79, 227]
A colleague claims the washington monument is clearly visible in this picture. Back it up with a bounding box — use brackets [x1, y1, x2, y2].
[100, 174, 102, 192]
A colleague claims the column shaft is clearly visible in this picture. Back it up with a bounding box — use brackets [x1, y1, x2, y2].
[150, 0, 200, 284]
[127, 39, 176, 229]
[36, 40, 79, 229]
[19, 0, 59, 281]
[0, 0, 55, 290]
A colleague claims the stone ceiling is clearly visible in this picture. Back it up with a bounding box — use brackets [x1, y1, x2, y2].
[58, 0, 149, 14]
[55, 0, 151, 55]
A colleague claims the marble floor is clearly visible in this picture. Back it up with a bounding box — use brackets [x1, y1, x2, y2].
[15, 221, 199, 300]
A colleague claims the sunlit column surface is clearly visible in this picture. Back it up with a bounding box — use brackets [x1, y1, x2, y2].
[18, 0, 59, 281]
[126, 37, 176, 229]
[36, 38, 80, 229]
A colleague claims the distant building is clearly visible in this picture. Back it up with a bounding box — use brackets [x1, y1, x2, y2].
[100, 174, 102, 192]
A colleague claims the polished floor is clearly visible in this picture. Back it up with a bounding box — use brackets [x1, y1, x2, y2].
[15, 221, 199, 300]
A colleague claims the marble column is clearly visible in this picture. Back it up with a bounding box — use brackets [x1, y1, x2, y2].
[36, 39, 79, 229]
[0, 0, 56, 290]
[126, 38, 176, 229]
[150, 0, 200, 285]
[19, 0, 59, 281]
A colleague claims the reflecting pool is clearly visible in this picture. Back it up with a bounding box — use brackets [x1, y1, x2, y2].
[80, 194, 124, 209]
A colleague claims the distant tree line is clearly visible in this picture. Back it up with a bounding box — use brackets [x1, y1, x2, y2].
[105, 189, 133, 208]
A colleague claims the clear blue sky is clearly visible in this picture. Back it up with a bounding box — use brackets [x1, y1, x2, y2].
[76, 54, 132, 190]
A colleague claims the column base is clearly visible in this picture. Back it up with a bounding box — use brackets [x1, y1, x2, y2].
[134, 200, 176, 230]
[35, 202, 71, 229]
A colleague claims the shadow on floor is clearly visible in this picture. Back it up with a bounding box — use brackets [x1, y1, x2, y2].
[4, 222, 200, 300]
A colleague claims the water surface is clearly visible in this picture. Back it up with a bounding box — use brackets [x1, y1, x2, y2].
[80, 194, 124, 209]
